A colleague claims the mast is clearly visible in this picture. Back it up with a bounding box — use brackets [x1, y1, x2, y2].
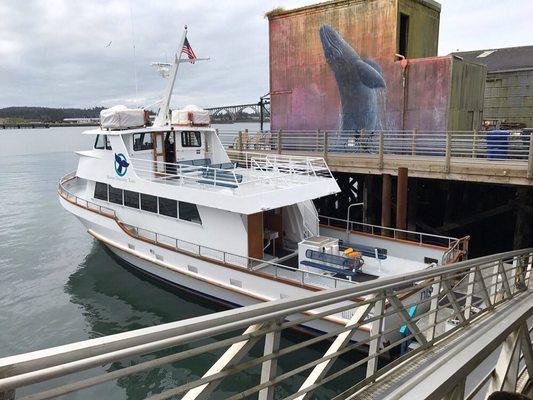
[153, 26, 188, 127]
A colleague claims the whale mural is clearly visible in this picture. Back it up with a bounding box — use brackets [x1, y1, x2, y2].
[319, 24, 386, 132]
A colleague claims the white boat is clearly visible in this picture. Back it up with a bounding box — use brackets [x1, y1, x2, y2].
[58, 28, 468, 347]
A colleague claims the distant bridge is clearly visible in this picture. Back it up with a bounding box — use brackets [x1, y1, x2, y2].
[206, 101, 270, 123]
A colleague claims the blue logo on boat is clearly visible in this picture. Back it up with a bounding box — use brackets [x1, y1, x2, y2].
[114, 153, 129, 176]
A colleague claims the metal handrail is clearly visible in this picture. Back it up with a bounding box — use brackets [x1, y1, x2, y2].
[1, 247, 531, 399]
[319, 214, 459, 248]
[128, 152, 333, 191]
[218, 130, 533, 176]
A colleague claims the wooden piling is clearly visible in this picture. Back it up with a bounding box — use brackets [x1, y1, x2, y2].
[381, 174, 391, 235]
[396, 167, 408, 234]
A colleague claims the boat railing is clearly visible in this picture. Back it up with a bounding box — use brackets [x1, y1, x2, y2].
[128, 152, 333, 192]
[319, 214, 463, 256]
[58, 173, 352, 290]
[58, 172, 117, 218]
[120, 222, 356, 290]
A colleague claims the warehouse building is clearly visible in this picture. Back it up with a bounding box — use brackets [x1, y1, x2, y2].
[454, 46, 533, 128]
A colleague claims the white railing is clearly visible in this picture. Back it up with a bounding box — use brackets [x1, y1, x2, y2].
[120, 222, 354, 290]
[1, 248, 531, 399]
[319, 214, 460, 248]
[128, 152, 333, 192]
[218, 129, 533, 178]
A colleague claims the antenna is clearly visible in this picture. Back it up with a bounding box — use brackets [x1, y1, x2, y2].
[129, 0, 138, 102]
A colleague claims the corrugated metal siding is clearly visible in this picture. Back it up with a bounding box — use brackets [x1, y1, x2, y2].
[483, 70, 533, 127]
[447, 58, 486, 130]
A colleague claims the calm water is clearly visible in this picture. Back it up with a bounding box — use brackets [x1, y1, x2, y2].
[0, 125, 357, 399]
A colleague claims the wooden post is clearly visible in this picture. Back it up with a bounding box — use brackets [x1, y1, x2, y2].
[472, 129, 478, 159]
[381, 174, 391, 235]
[244, 128, 249, 150]
[360, 128, 365, 152]
[323, 131, 328, 161]
[277, 129, 282, 155]
[527, 132, 533, 179]
[445, 131, 452, 173]
[396, 167, 408, 235]
[378, 132, 384, 169]
[238, 130, 243, 152]
[411, 129, 417, 156]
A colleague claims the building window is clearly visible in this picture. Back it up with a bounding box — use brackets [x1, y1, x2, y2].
[94, 134, 111, 150]
[398, 13, 409, 58]
[94, 182, 108, 201]
[179, 202, 202, 224]
[133, 133, 154, 151]
[159, 197, 177, 218]
[181, 131, 202, 148]
[124, 190, 139, 208]
[140, 193, 158, 213]
[109, 186, 123, 205]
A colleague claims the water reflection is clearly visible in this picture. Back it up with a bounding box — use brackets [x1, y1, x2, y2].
[65, 243, 362, 399]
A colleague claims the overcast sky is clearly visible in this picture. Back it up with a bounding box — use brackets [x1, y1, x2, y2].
[0, 0, 531, 109]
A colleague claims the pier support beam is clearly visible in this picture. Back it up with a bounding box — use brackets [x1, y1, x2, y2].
[381, 174, 391, 231]
[396, 167, 408, 232]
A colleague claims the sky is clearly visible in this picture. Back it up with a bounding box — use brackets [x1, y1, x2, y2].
[0, 0, 532, 109]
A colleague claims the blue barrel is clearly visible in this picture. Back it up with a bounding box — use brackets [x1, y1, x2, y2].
[485, 130, 510, 159]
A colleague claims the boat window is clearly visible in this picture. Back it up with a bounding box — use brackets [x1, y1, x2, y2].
[181, 131, 202, 148]
[159, 197, 177, 218]
[140, 193, 158, 213]
[133, 133, 154, 151]
[109, 186, 123, 205]
[94, 134, 112, 150]
[179, 202, 202, 224]
[124, 190, 139, 208]
[94, 182, 108, 201]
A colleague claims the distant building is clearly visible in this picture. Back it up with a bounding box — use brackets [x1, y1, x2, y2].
[453, 46, 533, 128]
[63, 117, 100, 124]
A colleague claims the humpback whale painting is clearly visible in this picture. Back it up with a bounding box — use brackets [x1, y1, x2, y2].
[319, 24, 386, 132]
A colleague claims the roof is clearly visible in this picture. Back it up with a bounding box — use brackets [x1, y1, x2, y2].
[266, 0, 441, 19]
[452, 46, 533, 73]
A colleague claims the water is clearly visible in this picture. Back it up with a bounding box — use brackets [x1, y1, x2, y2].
[0, 124, 357, 399]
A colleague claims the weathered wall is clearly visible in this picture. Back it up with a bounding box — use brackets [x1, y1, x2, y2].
[483, 69, 533, 128]
[398, 0, 440, 59]
[268, 0, 485, 133]
[448, 58, 486, 130]
[269, 0, 399, 131]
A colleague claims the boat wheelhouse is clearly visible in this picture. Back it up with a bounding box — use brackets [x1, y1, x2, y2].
[58, 27, 468, 347]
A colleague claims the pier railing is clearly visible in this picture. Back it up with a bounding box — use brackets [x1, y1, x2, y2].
[217, 129, 533, 178]
[1, 248, 531, 400]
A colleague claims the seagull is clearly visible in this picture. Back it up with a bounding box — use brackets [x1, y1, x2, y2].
[106, 41, 112, 48]
[115, 154, 130, 174]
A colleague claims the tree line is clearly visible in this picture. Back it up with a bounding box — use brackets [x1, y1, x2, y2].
[0, 107, 105, 122]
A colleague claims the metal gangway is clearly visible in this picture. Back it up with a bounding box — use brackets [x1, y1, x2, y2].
[1, 249, 532, 399]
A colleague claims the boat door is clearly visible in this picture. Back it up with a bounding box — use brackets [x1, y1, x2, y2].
[176, 130, 204, 162]
[152, 132, 165, 176]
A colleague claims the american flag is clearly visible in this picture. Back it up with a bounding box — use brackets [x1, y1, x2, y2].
[181, 37, 197, 61]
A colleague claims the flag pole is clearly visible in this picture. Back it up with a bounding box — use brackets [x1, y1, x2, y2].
[154, 25, 188, 127]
